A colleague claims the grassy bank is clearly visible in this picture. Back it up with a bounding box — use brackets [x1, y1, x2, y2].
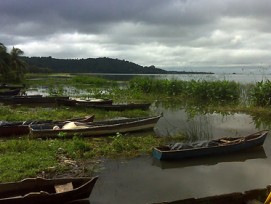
[0, 134, 181, 182]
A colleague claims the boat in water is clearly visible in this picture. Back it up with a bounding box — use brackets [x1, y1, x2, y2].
[151, 184, 271, 204]
[152, 130, 268, 160]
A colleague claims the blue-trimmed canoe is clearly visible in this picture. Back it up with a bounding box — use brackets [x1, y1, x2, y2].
[152, 130, 268, 161]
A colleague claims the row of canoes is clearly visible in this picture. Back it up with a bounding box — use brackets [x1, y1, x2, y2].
[0, 126, 269, 203]
[0, 95, 152, 111]
[0, 114, 162, 138]
[0, 84, 152, 110]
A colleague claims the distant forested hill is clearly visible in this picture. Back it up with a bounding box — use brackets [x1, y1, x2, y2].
[21, 56, 170, 74]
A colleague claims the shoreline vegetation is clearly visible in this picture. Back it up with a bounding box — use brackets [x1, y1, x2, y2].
[1, 74, 271, 182]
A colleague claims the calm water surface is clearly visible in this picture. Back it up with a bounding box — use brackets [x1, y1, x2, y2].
[92, 73, 271, 84]
[89, 107, 271, 204]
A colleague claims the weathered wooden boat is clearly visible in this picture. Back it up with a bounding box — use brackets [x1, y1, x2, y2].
[7, 96, 70, 104]
[152, 146, 267, 169]
[151, 185, 271, 204]
[152, 130, 268, 160]
[29, 114, 162, 138]
[0, 176, 98, 204]
[86, 102, 152, 111]
[0, 95, 43, 103]
[0, 89, 21, 96]
[56, 98, 113, 106]
[0, 115, 95, 137]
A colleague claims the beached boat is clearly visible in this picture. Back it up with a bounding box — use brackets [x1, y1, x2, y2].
[0, 89, 21, 96]
[6, 96, 70, 105]
[152, 130, 268, 160]
[151, 185, 271, 204]
[56, 98, 113, 106]
[29, 114, 162, 138]
[0, 177, 98, 204]
[86, 102, 151, 111]
[0, 95, 42, 103]
[0, 115, 95, 137]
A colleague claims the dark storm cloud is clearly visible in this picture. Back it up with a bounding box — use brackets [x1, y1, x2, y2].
[1, 0, 271, 70]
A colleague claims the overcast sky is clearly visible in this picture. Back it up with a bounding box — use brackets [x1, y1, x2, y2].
[1, 0, 271, 72]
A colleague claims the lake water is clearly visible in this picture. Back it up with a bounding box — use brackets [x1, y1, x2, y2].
[88, 105, 271, 204]
[91, 72, 271, 84]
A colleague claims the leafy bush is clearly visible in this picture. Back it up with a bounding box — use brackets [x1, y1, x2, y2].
[250, 80, 271, 106]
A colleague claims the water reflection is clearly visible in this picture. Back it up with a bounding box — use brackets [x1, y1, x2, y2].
[152, 146, 266, 169]
[154, 107, 258, 139]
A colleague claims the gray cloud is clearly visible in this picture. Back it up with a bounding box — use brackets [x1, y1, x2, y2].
[1, 0, 271, 71]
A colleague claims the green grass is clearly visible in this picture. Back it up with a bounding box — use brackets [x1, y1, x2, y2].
[0, 134, 176, 182]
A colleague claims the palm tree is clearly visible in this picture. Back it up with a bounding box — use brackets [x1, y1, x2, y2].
[9, 47, 27, 81]
[0, 43, 10, 78]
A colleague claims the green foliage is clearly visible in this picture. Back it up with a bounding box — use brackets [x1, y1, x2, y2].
[0, 42, 27, 82]
[129, 77, 240, 103]
[250, 80, 271, 106]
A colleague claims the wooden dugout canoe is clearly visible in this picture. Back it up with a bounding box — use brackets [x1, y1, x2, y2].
[7, 96, 70, 104]
[0, 89, 21, 96]
[29, 114, 162, 138]
[0, 115, 95, 137]
[152, 130, 268, 161]
[0, 177, 98, 204]
[85, 102, 152, 111]
[56, 98, 113, 106]
[151, 185, 271, 204]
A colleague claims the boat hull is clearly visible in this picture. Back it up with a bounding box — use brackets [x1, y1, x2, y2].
[152, 187, 269, 204]
[56, 98, 113, 106]
[29, 115, 162, 138]
[0, 89, 21, 96]
[0, 115, 94, 137]
[87, 103, 151, 111]
[153, 130, 268, 160]
[0, 177, 98, 204]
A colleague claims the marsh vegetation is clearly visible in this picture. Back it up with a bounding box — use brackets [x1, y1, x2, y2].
[1, 74, 271, 181]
